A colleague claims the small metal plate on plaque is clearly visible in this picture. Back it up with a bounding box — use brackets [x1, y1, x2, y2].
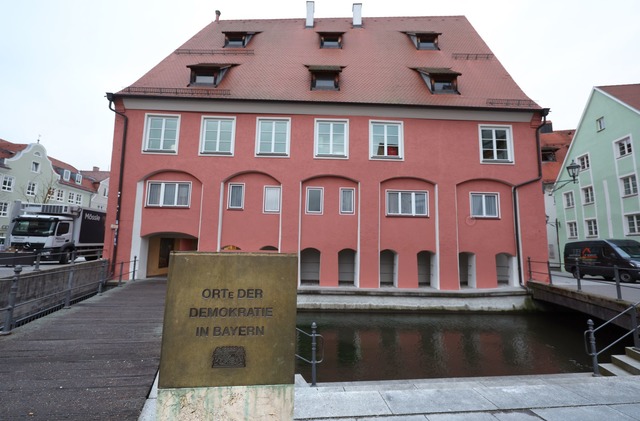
[213, 346, 246, 368]
[158, 253, 298, 388]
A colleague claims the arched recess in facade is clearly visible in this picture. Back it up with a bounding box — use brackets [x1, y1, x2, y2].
[456, 178, 516, 289]
[300, 175, 359, 287]
[219, 171, 282, 252]
[136, 169, 204, 278]
[379, 177, 436, 289]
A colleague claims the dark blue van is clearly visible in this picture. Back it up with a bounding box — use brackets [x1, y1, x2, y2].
[563, 239, 640, 283]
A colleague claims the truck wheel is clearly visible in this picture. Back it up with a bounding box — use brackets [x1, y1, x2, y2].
[619, 271, 634, 283]
[59, 249, 71, 264]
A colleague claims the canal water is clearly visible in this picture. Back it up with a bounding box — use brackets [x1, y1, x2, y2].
[295, 311, 631, 383]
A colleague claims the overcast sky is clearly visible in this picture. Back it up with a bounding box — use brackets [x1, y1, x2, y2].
[1, 0, 638, 171]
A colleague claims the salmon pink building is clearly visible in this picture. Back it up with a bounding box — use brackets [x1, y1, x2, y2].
[105, 3, 549, 289]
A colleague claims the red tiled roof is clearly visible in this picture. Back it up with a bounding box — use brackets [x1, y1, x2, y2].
[120, 16, 540, 111]
[541, 130, 574, 183]
[0, 138, 28, 159]
[80, 170, 110, 182]
[598, 84, 640, 112]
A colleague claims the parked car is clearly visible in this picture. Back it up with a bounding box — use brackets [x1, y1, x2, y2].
[564, 239, 640, 283]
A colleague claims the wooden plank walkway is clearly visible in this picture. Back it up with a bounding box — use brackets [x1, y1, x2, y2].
[0, 278, 166, 420]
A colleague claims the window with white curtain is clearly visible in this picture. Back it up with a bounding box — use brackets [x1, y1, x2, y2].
[386, 190, 427, 216]
[470, 193, 499, 218]
[228, 184, 244, 209]
[340, 188, 355, 214]
[147, 182, 191, 207]
[264, 186, 281, 213]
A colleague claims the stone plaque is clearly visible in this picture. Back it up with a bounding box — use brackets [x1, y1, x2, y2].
[158, 252, 298, 388]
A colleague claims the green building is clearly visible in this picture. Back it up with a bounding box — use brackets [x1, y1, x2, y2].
[553, 84, 640, 267]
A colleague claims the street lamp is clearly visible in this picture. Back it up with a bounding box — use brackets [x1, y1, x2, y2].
[549, 160, 580, 194]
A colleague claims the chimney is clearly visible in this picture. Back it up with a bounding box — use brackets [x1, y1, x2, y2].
[215, 10, 221, 23]
[305, 1, 314, 28]
[93, 166, 99, 172]
[352, 3, 362, 28]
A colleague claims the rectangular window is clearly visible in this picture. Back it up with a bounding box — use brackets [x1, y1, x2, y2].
[26, 181, 37, 197]
[256, 118, 290, 156]
[68, 192, 75, 203]
[582, 186, 594, 204]
[75, 174, 82, 184]
[578, 154, 590, 171]
[470, 193, 499, 218]
[1, 175, 14, 192]
[386, 191, 428, 216]
[144, 115, 180, 153]
[306, 187, 323, 214]
[616, 137, 632, 157]
[201, 117, 235, 155]
[31, 162, 40, 173]
[622, 175, 638, 196]
[567, 221, 578, 239]
[627, 214, 640, 235]
[315, 120, 348, 157]
[56, 189, 64, 202]
[63, 170, 71, 181]
[340, 188, 355, 214]
[0, 202, 9, 217]
[480, 126, 513, 163]
[585, 219, 598, 237]
[264, 186, 281, 213]
[228, 184, 244, 209]
[564, 191, 575, 208]
[147, 182, 191, 207]
[596, 116, 605, 131]
[75, 194, 82, 205]
[370, 121, 403, 159]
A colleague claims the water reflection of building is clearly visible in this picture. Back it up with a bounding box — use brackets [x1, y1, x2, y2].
[105, 4, 549, 289]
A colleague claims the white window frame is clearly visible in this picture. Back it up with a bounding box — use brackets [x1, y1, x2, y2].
[75, 193, 83, 205]
[626, 214, 640, 235]
[596, 116, 605, 131]
[306, 187, 324, 214]
[56, 189, 64, 202]
[470, 192, 500, 218]
[577, 154, 590, 171]
[146, 181, 191, 208]
[31, 162, 40, 173]
[585, 219, 598, 237]
[0, 202, 8, 217]
[26, 181, 37, 197]
[479, 125, 513, 163]
[564, 191, 575, 208]
[263, 186, 281, 213]
[567, 221, 578, 239]
[75, 174, 82, 184]
[228, 183, 245, 209]
[386, 190, 428, 216]
[621, 174, 638, 197]
[67, 191, 75, 203]
[369, 120, 404, 160]
[1, 175, 14, 192]
[582, 186, 594, 205]
[256, 118, 291, 157]
[200, 116, 236, 155]
[63, 170, 71, 181]
[340, 188, 355, 215]
[143, 114, 180, 154]
[315, 119, 348, 158]
[615, 136, 632, 158]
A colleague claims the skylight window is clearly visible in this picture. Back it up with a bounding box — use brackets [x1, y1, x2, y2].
[405, 31, 441, 50]
[223, 31, 257, 48]
[307, 65, 343, 91]
[414, 67, 461, 94]
[318, 32, 343, 49]
[187, 64, 233, 87]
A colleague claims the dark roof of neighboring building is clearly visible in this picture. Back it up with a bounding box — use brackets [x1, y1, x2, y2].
[541, 129, 574, 183]
[80, 169, 110, 183]
[598, 84, 640, 111]
[119, 15, 540, 111]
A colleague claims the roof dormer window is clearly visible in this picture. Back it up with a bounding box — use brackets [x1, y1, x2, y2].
[405, 31, 441, 50]
[318, 32, 343, 49]
[188, 64, 233, 87]
[223, 31, 256, 48]
[307, 65, 343, 91]
[414, 67, 461, 94]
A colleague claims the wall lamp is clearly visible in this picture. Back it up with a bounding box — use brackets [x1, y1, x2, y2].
[549, 160, 581, 194]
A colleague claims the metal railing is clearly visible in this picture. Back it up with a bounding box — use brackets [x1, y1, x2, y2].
[296, 322, 324, 386]
[112, 257, 138, 286]
[584, 300, 640, 376]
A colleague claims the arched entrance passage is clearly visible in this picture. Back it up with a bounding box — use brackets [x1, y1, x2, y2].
[146, 234, 198, 277]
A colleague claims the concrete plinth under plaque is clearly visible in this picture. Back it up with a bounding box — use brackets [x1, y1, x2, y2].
[158, 252, 298, 420]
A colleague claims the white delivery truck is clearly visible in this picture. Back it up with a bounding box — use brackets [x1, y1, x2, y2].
[8, 203, 106, 264]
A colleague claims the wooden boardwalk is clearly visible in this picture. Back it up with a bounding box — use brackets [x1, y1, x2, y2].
[0, 278, 166, 420]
